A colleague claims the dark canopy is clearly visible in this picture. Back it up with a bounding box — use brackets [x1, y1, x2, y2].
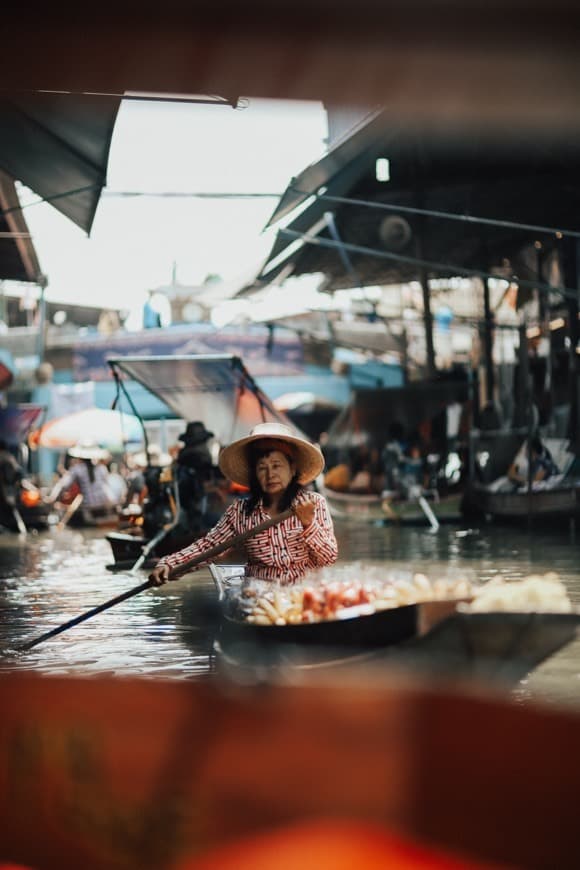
[252, 113, 580, 294]
[326, 379, 469, 450]
[3, 3, 580, 133]
[0, 92, 120, 234]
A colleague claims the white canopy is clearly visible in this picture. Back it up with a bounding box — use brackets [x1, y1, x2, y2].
[107, 353, 303, 445]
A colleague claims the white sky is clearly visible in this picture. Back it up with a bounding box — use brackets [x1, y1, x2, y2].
[17, 97, 328, 313]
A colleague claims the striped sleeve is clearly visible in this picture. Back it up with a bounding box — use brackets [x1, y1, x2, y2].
[157, 501, 241, 575]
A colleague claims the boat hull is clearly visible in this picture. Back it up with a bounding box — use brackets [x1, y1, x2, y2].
[321, 485, 462, 525]
[465, 483, 580, 521]
[210, 565, 580, 679]
[106, 527, 212, 570]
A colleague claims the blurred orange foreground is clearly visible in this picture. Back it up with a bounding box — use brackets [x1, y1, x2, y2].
[184, 818, 503, 869]
[1, 672, 579, 869]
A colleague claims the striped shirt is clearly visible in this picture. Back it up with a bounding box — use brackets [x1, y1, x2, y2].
[158, 490, 338, 583]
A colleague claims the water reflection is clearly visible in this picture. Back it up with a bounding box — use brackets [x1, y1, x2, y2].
[1, 520, 579, 707]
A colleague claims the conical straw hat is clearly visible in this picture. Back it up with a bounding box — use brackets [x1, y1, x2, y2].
[218, 422, 324, 487]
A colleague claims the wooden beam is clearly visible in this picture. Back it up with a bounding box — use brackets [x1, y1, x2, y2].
[2, 3, 580, 129]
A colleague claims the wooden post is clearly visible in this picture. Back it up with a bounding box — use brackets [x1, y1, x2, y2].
[562, 239, 580, 449]
[483, 277, 495, 405]
[413, 185, 436, 380]
[418, 262, 436, 380]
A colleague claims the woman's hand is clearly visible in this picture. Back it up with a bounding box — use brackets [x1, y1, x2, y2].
[294, 499, 315, 529]
[149, 563, 171, 586]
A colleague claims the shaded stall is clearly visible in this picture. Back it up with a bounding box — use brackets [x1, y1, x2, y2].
[321, 379, 469, 528]
[325, 378, 468, 453]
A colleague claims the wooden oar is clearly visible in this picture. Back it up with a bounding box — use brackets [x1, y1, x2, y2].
[11, 506, 295, 653]
[11, 504, 28, 536]
[56, 493, 84, 532]
[128, 524, 173, 573]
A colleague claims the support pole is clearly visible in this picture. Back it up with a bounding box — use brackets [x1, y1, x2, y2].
[483, 278, 495, 405]
[563, 239, 580, 450]
[36, 275, 48, 365]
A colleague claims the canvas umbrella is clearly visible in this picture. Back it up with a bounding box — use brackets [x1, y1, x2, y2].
[30, 409, 144, 452]
[273, 392, 341, 413]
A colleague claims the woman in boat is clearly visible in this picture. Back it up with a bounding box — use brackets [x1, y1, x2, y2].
[149, 422, 337, 585]
[47, 444, 119, 516]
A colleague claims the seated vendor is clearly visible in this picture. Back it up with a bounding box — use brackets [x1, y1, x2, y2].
[508, 435, 559, 486]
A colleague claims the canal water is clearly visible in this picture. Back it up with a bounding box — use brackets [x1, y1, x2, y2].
[1, 518, 580, 708]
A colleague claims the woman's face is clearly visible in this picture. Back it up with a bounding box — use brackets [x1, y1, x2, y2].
[255, 449, 295, 496]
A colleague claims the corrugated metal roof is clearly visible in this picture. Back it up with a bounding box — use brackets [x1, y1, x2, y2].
[255, 119, 580, 295]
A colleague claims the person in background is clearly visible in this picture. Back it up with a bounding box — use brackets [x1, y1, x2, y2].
[0, 438, 25, 507]
[174, 421, 220, 532]
[348, 445, 384, 494]
[508, 435, 559, 487]
[47, 444, 118, 514]
[124, 445, 173, 507]
[142, 289, 162, 329]
[399, 438, 426, 495]
[149, 422, 337, 585]
[107, 461, 128, 505]
[381, 422, 406, 492]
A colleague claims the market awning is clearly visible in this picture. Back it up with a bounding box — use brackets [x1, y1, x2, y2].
[265, 109, 387, 229]
[253, 115, 580, 295]
[0, 403, 44, 445]
[107, 354, 301, 444]
[0, 92, 121, 234]
[250, 110, 392, 291]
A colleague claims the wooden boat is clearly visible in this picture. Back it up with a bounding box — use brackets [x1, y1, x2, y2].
[105, 525, 211, 571]
[0, 493, 52, 533]
[66, 505, 120, 529]
[320, 483, 463, 528]
[464, 480, 580, 522]
[209, 564, 580, 681]
[463, 434, 580, 524]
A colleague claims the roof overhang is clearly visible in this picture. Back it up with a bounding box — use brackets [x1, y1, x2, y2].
[0, 171, 43, 283]
[2, 4, 580, 131]
[0, 92, 121, 234]
[252, 114, 580, 295]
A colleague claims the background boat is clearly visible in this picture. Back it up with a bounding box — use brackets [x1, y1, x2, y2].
[320, 483, 463, 528]
[464, 433, 580, 523]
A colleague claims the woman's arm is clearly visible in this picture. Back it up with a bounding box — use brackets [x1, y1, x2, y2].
[149, 502, 240, 585]
[46, 469, 74, 503]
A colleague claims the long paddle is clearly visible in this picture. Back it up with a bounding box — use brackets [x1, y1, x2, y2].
[55, 493, 84, 532]
[128, 523, 174, 574]
[11, 506, 295, 653]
